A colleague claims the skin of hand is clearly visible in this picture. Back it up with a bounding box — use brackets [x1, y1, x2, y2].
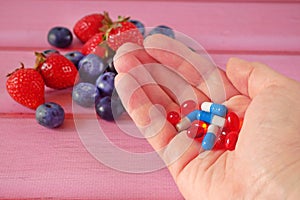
[113, 34, 300, 200]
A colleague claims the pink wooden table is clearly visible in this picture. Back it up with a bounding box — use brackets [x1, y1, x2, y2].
[1, 0, 300, 199]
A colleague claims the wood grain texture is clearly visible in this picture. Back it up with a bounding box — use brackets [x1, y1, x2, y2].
[0, 0, 299, 199]
[0, 118, 182, 199]
[48, 0, 300, 2]
[0, 0, 300, 52]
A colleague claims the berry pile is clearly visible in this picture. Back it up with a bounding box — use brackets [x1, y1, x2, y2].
[6, 11, 175, 129]
[167, 101, 242, 151]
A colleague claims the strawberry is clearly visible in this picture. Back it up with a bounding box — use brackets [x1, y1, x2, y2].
[35, 53, 78, 89]
[103, 13, 144, 51]
[6, 63, 45, 109]
[73, 13, 105, 43]
[81, 32, 104, 55]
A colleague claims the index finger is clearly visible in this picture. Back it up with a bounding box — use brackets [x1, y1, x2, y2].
[144, 34, 239, 102]
[115, 72, 204, 180]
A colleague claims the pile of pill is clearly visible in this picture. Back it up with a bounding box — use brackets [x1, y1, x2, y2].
[167, 101, 242, 151]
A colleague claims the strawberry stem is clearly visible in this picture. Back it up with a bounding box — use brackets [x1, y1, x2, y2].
[6, 63, 25, 77]
[100, 11, 131, 41]
[34, 52, 47, 70]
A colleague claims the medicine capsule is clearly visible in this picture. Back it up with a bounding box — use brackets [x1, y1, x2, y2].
[176, 110, 226, 131]
[187, 110, 226, 128]
[225, 131, 239, 151]
[202, 124, 221, 150]
[186, 120, 208, 139]
[176, 117, 192, 131]
[201, 102, 227, 117]
[180, 100, 198, 117]
[213, 131, 226, 150]
[167, 111, 181, 126]
[223, 112, 240, 132]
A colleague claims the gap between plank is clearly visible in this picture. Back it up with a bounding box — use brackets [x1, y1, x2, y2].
[1, 46, 300, 56]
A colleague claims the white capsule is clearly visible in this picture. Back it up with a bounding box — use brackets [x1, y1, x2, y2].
[177, 110, 225, 131]
[201, 102, 227, 117]
[211, 115, 226, 127]
[176, 117, 192, 132]
[207, 123, 220, 133]
[202, 124, 221, 150]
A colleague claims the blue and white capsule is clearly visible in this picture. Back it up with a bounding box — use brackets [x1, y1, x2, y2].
[201, 102, 227, 117]
[202, 124, 221, 150]
[176, 110, 225, 131]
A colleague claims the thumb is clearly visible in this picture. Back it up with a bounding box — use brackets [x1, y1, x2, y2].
[226, 57, 292, 98]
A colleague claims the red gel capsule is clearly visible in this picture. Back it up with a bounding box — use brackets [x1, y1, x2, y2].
[225, 131, 239, 151]
[213, 131, 227, 150]
[167, 111, 181, 126]
[186, 120, 207, 139]
[224, 112, 240, 132]
[180, 100, 198, 117]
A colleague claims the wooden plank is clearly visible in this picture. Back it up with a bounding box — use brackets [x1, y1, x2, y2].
[0, 0, 300, 52]
[49, 0, 300, 2]
[0, 118, 182, 199]
[0, 0, 299, 199]
[211, 53, 300, 82]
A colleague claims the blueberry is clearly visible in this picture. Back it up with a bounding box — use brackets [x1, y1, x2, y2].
[148, 25, 175, 39]
[72, 82, 99, 107]
[105, 58, 117, 74]
[47, 26, 73, 48]
[65, 51, 84, 68]
[129, 19, 145, 36]
[78, 54, 107, 83]
[42, 49, 60, 57]
[96, 72, 116, 97]
[35, 102, 65, 128]
[95, 96, 124, 121]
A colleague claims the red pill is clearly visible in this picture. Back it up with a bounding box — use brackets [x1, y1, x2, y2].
[224, 112, 240, 132]
[180, 100, 198, 117]
[186, 120, 207, 139]
[167, 111, 181, 126]
[225, 131, 239, 151]
[213, 131, 226, 150]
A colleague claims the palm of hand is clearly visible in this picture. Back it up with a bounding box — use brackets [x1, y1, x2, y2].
[179, 87, 300, 199]
[114, 35, 300, 199]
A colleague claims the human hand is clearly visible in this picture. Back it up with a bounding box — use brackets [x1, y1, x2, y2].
[114, 34, 300, 200]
